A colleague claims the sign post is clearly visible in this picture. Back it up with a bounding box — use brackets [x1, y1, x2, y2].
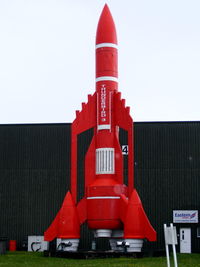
[164, 223, 178, 267]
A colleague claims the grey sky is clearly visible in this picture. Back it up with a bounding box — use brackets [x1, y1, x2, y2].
[0, 0, 199, 123]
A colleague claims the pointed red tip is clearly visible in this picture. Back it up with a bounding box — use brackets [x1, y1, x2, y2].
[96, 4, 117, 45]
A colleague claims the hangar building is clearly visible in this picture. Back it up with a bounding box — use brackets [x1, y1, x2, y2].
[0, 121, 199, 253]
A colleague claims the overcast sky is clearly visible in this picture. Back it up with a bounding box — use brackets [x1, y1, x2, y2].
[0, 0, 199, 124]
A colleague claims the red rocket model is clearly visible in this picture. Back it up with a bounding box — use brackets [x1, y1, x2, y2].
[44, 4, 156, 252]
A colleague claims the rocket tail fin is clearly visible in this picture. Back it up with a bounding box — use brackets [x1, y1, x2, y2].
[44, 191, 80, 241]
[44, 209, 60, 241]
[124, 189, 156, 241]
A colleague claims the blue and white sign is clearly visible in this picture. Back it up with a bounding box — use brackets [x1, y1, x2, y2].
[173, 210, 198, 223]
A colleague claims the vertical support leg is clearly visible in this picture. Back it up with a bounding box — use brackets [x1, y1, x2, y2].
[170, 223, 178, 267]
[164, 224, 171, 267]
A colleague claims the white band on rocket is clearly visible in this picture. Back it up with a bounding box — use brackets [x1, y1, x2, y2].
[96, 76, 118, 83]
[87, 196, 120, 200]
[96, 43, 118, 49]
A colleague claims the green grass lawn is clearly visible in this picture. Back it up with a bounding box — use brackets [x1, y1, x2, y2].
[0, 252, 200, 267]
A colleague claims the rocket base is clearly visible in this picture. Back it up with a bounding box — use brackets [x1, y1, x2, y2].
[44, 246, 144, 259]
[94, 229, 112, 238]
[57, 239, 80, 252]
[109, 239, 143, 253]
[54, 236, 143, 254]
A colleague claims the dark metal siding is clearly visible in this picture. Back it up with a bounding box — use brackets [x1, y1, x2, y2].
[77, 128, 94, 203]
[0, 124, 71, 248]
[0, 122, 200, 252]
[77, 129, 94, 250]
[134, 122, 200, 252]
[119, 128, 128, 186]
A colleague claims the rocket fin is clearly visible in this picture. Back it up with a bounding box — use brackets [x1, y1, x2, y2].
[44, 191, 80, 241]
[124, 189, 156, 241]
[113, 92, 132, 131]
[44, 209, 60, 241]
[72, 93, 96, 134]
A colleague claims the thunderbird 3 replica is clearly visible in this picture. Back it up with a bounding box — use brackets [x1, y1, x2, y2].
[44, 4, 156, 253]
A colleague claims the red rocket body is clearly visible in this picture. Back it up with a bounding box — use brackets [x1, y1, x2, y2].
[44, 5, 156, 252]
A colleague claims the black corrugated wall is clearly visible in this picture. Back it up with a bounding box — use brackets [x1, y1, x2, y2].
[0, 122, 199, 252]
[0, 124, 71, 248]
[134, 122, 200, 253]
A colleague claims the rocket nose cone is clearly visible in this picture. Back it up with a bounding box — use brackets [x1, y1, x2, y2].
[96, 4, 117, 45]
